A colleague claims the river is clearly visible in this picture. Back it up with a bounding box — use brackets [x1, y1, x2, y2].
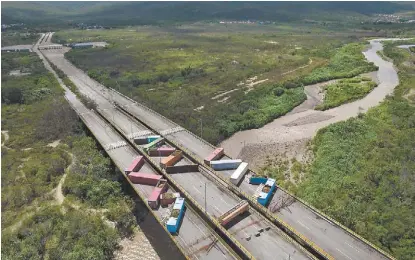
[221, 38, 411, 158]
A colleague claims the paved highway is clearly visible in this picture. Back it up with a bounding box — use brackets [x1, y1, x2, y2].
[42, 31, 393, 260]
[41, 33, 312, 260]
[36, 33, 238, 260]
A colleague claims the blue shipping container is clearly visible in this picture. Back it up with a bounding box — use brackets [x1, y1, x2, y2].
[166, 197, 185, 233]
[249, 176, 268, 185]
[257, 178, 276, 206]
[210, 159, 242, 170]
[147, 135, 161, 143]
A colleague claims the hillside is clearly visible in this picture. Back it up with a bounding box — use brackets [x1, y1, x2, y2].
[2, 1, 412, 26]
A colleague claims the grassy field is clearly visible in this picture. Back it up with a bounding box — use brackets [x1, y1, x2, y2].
[54, 24, 376, 143]
[1, 52, 139, 259]
[316, 76, 377, 110]
[1, 32, 39, 47]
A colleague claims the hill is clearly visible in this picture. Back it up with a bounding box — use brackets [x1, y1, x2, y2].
[2, 1, 412, 27]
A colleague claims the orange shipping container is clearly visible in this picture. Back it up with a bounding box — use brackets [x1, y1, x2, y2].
[160, 151, 182, 168]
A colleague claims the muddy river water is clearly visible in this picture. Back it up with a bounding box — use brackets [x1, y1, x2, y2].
[221, 38, 413, 158]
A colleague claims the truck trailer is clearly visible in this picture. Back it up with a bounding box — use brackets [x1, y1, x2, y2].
[218, 200, 249, 226]
[125, 156, 145, 174]
[128, 172, 162, 185]
[230, 162, 249, 185]
[257, 178, 276, 206]
[166, 197, 185, 233]
[210, 159, 242, 171]
[148, 179, 168, 209]
[204, 148, 224, 164]
[160, 151, 183, 168]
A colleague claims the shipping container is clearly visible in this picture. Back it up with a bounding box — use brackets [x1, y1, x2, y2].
[134, 136, 148, 145]
[204, 148, 224, 164]
[160, 151, 183, 168]
[143, 137, 164, 152]
[128, 172, 162, 185]
[219, 200, 249, 226]
[257, 178, 276, 206]
[210, 159, 242, 170]
[166, 197, 185, 233]
[160, 192, 180, 207]
[147, 135, 161, 143]
[249, 175, 268, 185]
[125, 156, 145, 174]
[148, 179, 168, 209]
[230, 162, 249, 185]
[148, 147, 176, 156]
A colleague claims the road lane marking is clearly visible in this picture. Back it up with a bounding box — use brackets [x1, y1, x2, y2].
[220, 197, 231, 206]
[193, 186, 202, 195]
[336, 248, 353, 260]
[345, 242, 361, 253]
[307, 216, 321, 226]
[297, 220, 311, 231]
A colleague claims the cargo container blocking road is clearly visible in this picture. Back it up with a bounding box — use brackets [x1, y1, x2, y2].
[230, 162, 249, 185]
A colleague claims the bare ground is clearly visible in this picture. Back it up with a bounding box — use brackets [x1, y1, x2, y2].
[115, 229, 160, 260]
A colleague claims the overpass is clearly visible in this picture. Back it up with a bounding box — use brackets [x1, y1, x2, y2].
[40, 32, 394, 260]
[34, 33, 241, 260]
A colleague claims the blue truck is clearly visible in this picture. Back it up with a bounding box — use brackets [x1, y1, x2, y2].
[166, 197, 185, 233]
[257, 178, 276, 206]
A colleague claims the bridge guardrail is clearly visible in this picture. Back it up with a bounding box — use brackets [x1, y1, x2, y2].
[111, 87, 394, 260]
[96, 108, 252, 260]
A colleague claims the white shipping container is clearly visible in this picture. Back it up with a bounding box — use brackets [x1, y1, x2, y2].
[230, 162, 249, 185]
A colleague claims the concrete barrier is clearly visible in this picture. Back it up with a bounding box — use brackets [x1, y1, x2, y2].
[165, 164, 199, 174]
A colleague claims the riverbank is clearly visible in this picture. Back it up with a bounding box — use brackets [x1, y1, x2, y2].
[221, 39, 409, 166]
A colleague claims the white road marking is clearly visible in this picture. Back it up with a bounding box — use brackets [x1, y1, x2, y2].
[193, 186, 202, 195]
[307, 216, 321, 226]
[297, 220, 311, 231]
[214, 205, 222, 214]
[220, 197, 231, 206]
[345, 242, 361, 253]
[336, 248, 354, 260]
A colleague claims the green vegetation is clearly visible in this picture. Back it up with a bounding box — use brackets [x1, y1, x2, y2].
[316, 77, 377, 110]
[55, 26, 377, 143]
[409, 46, 415, 53]
[297, 41, 415, 259]
[302, 43, 377, 85]
[1, 51, 138, 258]
[2, 2, 411, 27]
[1, 32, 39, 47]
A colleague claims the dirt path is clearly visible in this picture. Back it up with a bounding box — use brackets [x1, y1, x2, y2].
[221, 39, 409, 162]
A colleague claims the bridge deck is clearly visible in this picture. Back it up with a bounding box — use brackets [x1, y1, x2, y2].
[37, 38, 238, 260]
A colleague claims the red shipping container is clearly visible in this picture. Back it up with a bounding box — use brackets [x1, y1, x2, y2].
[148, 147, 176, 156]
[128, 172, 162, 185]
[204, 148, 224, 164]
[148, 179, 168, 209]
[125, 156, 144, 174]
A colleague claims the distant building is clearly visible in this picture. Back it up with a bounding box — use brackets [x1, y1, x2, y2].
[71, 42, 108, 49]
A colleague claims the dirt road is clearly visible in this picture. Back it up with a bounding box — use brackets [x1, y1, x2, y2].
[221, 39, 408, 160]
